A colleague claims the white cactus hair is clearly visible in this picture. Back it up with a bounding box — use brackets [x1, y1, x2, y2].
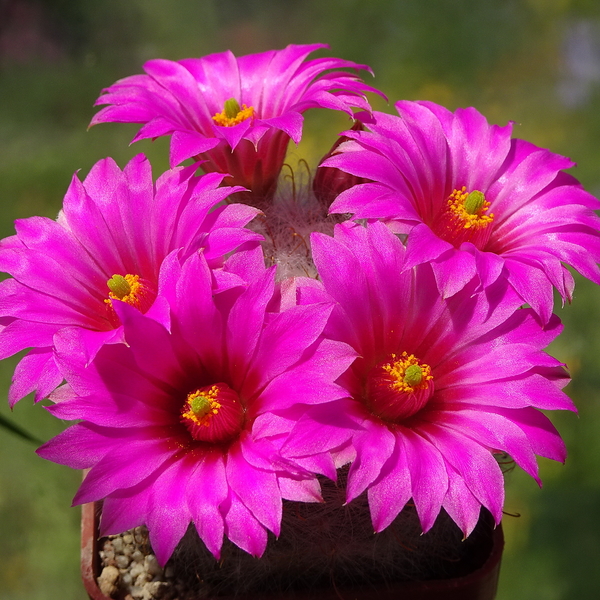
[250, 160, 342, 281]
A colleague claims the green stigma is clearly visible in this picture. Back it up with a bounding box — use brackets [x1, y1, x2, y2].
[464, 190, 486, 215]
[224, 98, 242, 119]
[107, 275, 131, 299]
[403, 364, 424, 387]
[190, 395, 211, 418]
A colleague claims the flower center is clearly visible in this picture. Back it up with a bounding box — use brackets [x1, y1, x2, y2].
[365, 352, 434, 421]
[180, 383, 244, 444]
[104, 274, 154, 313]
[212, 98, 255, 127]
[431, 187, 494, 249]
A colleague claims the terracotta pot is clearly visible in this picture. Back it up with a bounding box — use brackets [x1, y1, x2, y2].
[82, 502, 503, 600]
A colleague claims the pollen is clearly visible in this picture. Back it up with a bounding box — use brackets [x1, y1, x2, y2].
[105, 273, 152, 312]
[180, 382, 245, 444]
[212, 97, 255, 127]
[366, 351, 434, 422]
[381, 352, 433, 393]
[447, 187, 494, 230]
[181, 386, 222, 429]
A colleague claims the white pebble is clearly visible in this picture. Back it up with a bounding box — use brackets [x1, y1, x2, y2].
[129, 585, 144, 599]
[142, 581, 168, 600]
[101, 548, 115, 563]
[97, 565, 120, 597]
[131, 549, 143, 563]
[136, 572, 151, 586]
[144, 554, 162, 577]
[116, 554, 131, 569]
[130, 562, 145, 580]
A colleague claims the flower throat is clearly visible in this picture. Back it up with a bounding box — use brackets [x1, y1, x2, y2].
[432, 187, 494, 249]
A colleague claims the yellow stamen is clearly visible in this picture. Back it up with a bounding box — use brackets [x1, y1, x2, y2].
[447, 187, 494, 230]
[381, 352, 433, 393]
[212, 97, 255, 127]
[104, 273, 149, 311]
[181, 386, 222, 429]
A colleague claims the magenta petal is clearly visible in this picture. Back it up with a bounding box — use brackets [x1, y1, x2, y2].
[226, 268, 275, 388]
[330, 183, 417, 222]
[73, 434, 180, 505]
[226, 438, 282, 536]
[426, 407, 541, 483]
[248, 302, 335, 394]
[146, 458, 193, 565]
[439, 373, 574, 411]
[347, 420, 397, 502]
[0, 320, 58, 358]
[278, 474, 322, 502]
[8, 348, 62, 406]
[36, 422, 112, 469]
[431, 248, 477, 298]
[493, 406, 568, 463]
[258, 339, 356, 413]
[173, 252, 224, 371]
[223, 492, 268, 557]
[48, 391, 174, 428]
[503, 257, 555, 323]
[420, 423, 504, 524]
[400, 429, 448, 532]
[282, 400, 364, 460]
[101, 492, 149, 537]
[366, 434, 412, 532]
[403, 223, 454, 269]
[261, 112, 304, 144]
[442, 468, 483, 537]
[187, 452, 228, 559]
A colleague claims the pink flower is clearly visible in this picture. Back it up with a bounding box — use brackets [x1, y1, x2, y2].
[325, 101, 600, 323]
[0, 154, 260, 406]
[37, 251, 355, 563]
[283, 221, 575, 537]
[90, 44, 382, 202]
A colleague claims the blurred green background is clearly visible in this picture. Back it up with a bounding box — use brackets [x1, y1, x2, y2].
[1, 0, 600, 598]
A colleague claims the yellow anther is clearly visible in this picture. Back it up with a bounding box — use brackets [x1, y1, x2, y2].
[182, 386, 222, 428]
[212, 98, 255, 127]
[105, 273, 147, 307]
[382, 352, 433, 393]
[447, 187, 493, 230]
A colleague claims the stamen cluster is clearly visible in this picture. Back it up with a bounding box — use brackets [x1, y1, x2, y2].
[366, 352, 434, 421]
[180, 384, 244, 444]
[381, 352, 433, 394]
[212, 98, 255, 127]
[105, 274, 153, 313]
[447, 188, 493, 230]
[430, 187, 494, 249]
